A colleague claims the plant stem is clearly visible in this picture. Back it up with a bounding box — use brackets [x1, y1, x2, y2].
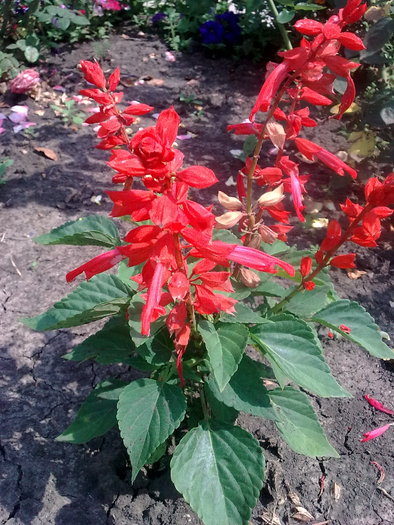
[271, 203, 374, 314]
[266, 0, 293, 51]
[200, 385, 210, 421]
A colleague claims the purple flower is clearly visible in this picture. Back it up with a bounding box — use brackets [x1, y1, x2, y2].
[199, 20, 225, 45]
[151, 12, 167, 24]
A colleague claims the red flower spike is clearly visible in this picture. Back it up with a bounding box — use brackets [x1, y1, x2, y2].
[66, 248, 125, 282]
[363, 395, 394, 416]
[330, 253, 356, 269]
[360, 423, 393, 443]
[79, 60, 106, 89]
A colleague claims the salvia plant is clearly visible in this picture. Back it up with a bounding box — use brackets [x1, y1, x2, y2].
[24, 1, 394, 524]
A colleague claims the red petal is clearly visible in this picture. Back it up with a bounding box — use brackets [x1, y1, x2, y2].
[338, 32, 365, 51]
[177, 165, 218, 189]
[108, 67, 121, 91]
[360, 424, 393, 442]
[156, 106, 180, 146]
[330, 253, 356, 269]
[123, 103, 154, 115]
[80, 60, 106, 89]
[293, 19, 323, 36]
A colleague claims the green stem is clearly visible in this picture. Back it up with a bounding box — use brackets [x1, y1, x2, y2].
[200, 385, 210, 421]
[266, 0, 293, 51]
[271, 203, 374, 314]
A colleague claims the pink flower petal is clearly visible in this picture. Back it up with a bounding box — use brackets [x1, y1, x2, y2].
[363, 394, 394, 416]
[360, 423, 393, 442]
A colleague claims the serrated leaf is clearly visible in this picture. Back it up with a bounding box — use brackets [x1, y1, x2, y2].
[56, 379, 127, 444]
[117, 379, 186, 481]
[171, 421, 264, 525]
[63, 316, 153, 370]
[206, 355, 277, 421]
[35, 215, 121, 248]
[268, 387, 339, 457]
[285, 284, 333, 317]
[250, 315, 349, 397]
[22, 274, 132, 331]
[199, 321, 248, 391]
[220, 302, 269, 324]
[137, 328, 173, 367]
[312, 300, 394, 359]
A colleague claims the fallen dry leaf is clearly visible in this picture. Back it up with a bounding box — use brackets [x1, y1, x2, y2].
[331, 481, 341, 501]
[292, 506, 314, 521]
[146, 77, 165, 86]
[346, 269, 367, 280]
[34, 109, 45, 116]
[260, 511, 282, 525]
[34, 147, 58, 161]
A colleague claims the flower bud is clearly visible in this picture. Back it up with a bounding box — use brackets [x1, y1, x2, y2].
[215, 211, 244, 229]
[218, 191, 243, 211]
[257, 184, 284, 208]
[259, 224, 278, 244]
[239, 268, 261, 288]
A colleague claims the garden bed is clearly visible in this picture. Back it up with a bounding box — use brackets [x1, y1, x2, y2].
[0, 31, 393, 525]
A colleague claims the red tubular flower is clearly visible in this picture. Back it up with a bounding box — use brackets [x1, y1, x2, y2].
[228, 245, 295, 276]
[141, 261, 166, 336]
[66, 247, 125, 282]
[249, 62, 291, 120]
[360, 423, 393, 443]
[295, 137, 357, 179]
[80, 60, 106, 89]
[365, 174, 394, 207]
[363, 395, 394, 416]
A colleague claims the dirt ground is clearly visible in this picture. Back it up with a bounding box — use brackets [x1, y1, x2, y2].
[0, 30, 393, 525]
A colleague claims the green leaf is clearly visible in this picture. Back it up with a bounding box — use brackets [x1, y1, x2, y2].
[204, 384, 238, 424]
[199, 321, 248, 391]
[250, 273, 286, 297]
[137, 328, 174, 367]
[268, 387, 339, 457]
[285, 284, 333, 318]
[117, 379, 186, 481]
[364, 18, 394, 54]
[220, 302, 269, 324]
[251, 314, 349, 397]
[206, 355, 277, 421]
[294, 3, 326, 10]
[276, 9, 295, 24]
[312, 300, 394, 360]
[212, 229, 242, 245]
[24, 46, 39, 63]
[56, 379, 127, 444]
[62, 316, 153, 370]
[171, 421, 264, 525]
[35, 215, 121, 248]
[22, 274, 132, 331]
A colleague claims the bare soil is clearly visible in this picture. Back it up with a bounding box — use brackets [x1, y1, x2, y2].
[0, 31, 393, 525]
